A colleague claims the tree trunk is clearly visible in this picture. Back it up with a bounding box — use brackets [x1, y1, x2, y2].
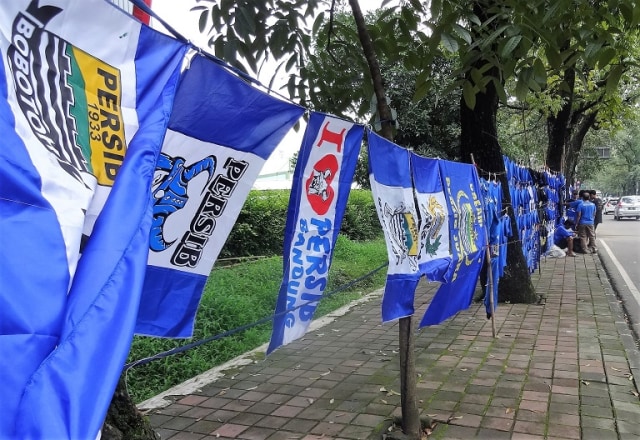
[546, 62, 600, 183]
[564, 112, 598, 182]
[460, 2, 536, 305]
[348, 1, 420, 437]
[102, 376, 158, 440]
[546, 59, 575, 174]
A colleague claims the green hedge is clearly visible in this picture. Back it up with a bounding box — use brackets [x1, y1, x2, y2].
[218, 189, 382, 259]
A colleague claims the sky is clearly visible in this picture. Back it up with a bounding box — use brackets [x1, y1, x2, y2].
[147, 0, 385, 186]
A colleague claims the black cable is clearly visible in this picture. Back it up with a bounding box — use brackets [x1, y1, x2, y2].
[125, 261, 389, 369]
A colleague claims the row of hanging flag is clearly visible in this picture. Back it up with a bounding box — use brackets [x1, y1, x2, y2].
[479, 176, 510, 318]
[0, 1, 560, 438]
[503, 157, 566, 272]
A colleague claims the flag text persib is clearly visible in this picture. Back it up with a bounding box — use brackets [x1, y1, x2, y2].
[7, 2, 126, 187]
[171, 158, 249, 267]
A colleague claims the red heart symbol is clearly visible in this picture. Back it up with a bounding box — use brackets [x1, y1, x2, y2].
[305, 154, 339, 215]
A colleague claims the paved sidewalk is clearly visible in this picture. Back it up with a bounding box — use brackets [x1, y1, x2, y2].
[143, 252, 640, 439]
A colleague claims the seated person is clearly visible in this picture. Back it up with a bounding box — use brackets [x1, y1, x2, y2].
[554, 221, 577, 257]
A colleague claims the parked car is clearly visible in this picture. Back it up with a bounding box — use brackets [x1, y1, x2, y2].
[604, 198, 619, 214]
[614, 195, 640, 220]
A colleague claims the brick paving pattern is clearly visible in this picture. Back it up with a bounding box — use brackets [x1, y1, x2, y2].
[145, 253, 640, 439]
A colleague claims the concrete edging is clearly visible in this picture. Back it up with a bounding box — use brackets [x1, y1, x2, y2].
[137, 289, 384, 411]
[595, 247, 640, 392]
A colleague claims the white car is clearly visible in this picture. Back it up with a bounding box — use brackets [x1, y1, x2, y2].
[604, 198, 618, 214]
[614, 195, 640, 220]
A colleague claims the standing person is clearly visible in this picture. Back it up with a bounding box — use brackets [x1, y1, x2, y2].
[576, 191, 597, 254]
[565, 189, 583, 228]
[589, 190, 604, 231]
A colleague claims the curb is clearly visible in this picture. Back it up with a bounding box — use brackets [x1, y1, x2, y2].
[595, 249, 640, 394]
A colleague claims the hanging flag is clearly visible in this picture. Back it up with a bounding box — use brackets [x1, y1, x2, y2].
[267, 112, 363, 354]
[481, 178, 507, 319]
[410, 153, 451, 283]
[369, 132, 457, 322]
[420, 161, 486, 326]
[0, 1, 187, 439]
[137, 54, 305, 338]
[368, 132, 422, 322]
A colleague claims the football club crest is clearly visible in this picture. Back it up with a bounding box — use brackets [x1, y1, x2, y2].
[8, 1, 127, 187]
[306, 154, 338, 215]
[419, 195, 446, 257]
[378, 199, 420, 270]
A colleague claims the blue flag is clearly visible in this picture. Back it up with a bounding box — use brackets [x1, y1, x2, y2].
[410, 153, 452, 283]
[136, 54, 304, 338]
[0, 1, 187, 438]
[368, 133, 454, 322]
[420, 161, 486, 327]
[368, 132, 421, 321]
[268, 112, 363, 354]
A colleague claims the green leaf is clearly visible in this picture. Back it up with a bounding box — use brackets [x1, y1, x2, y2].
[480, 24, 510, 51]
[500, 35, 522, 58]
[287, 75, 296, 100]
[452, 23, 472, 45]
[470, 67, 483, 87]
[214, 37, 225, 59]
[430, 0, 442, 19]
[408, 0, 424, 11]
[223, 37, 237, 64]
[606, 65, 624, 95]
[401, 6, 418, 30]
[285, 54, 297, 72]
[312, 12, 324, 35]
[584, 41, 604, 65]
[598, 47, 617, 68]
[440, 33, 459, 53]
[542, 1, 562, 23]
[462, 81, 476, 109]
[413, 79, 431, 103]
[198, 10, 208, 33]
[515, 70, 530, 101]
[237, 6, 256, 36]
[545, 46, 562, 69]
[619, 3, 634, 24]
[502, 58, 517, 78]
[533, 58, 547, 85]
[493, 77, 507, 104]
[468, 13, 482, 27]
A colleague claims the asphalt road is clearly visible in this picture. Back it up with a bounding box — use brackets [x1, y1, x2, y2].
[597, 213, 640, 338]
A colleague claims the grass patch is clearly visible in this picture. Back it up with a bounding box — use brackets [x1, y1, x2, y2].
[125, 236, 387, 402]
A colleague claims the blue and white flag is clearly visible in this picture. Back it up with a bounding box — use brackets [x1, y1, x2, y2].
[368, 132, 422, 322]
[410, 153, 451, 283]
[267, 112, 363, 354]
[0, 1, 187, 438]
[420, 161, 486, 327]
[137, 54, 305, 338]
[369, 133, 457, 322]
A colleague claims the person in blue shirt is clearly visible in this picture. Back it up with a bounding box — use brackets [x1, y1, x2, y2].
[575, 191, 597, 254]
[554, 221, 577, 257]
[565, 190, 584, 228]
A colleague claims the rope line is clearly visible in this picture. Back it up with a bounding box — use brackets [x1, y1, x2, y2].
[124, 224, 553, 371]
[125, 262, 389, 369]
